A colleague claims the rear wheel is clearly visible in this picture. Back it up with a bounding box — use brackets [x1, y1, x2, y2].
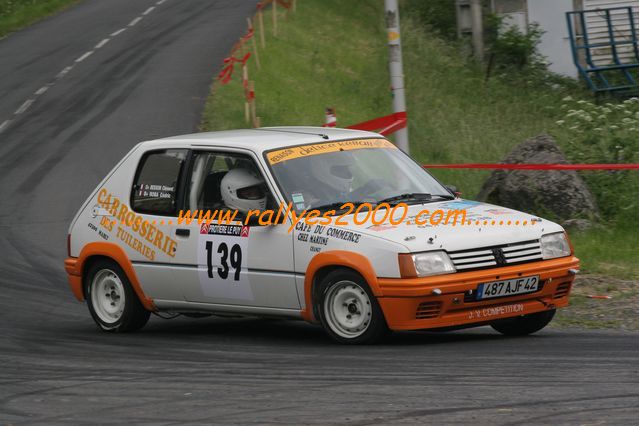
[85, 260, 150, 332]
[316, 269, 388, 344]
[491, 309, 556, 336]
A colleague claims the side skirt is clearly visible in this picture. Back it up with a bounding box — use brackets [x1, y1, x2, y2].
[152, 299, 303, 320]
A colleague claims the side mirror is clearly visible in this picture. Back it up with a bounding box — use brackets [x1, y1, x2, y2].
[445, 184, 461, 198]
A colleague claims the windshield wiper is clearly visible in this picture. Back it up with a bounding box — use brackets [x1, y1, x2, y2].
[377, 193, 432, 205]
[377, 193, 455, 205]
[430, 194, 456, 200]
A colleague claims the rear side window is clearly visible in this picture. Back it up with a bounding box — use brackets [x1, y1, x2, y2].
[131, 149, 187, 215]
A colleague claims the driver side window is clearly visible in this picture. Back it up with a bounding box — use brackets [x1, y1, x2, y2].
[187, 151, 273, 218]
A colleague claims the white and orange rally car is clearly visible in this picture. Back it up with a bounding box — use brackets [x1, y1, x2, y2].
[65, 127, 579, 344]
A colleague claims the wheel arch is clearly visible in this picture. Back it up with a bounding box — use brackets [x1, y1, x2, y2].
[302, 250, 380, 322]
[76, 242, 155, 311]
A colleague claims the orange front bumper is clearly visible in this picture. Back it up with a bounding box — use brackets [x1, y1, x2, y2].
[377, 256, 579, 331]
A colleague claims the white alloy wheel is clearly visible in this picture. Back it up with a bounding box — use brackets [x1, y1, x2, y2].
[91, 269, 126, 324]
[323, 280, 373, 339]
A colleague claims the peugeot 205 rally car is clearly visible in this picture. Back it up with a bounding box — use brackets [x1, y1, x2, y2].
[65, 127, 579, 344]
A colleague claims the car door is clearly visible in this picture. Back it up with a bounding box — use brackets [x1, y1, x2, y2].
[173, 149, 300, 310]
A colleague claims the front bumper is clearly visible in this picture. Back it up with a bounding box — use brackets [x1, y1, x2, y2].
[376, 256, 579, 331]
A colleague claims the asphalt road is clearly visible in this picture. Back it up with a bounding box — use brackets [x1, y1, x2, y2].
[0, 1, 638, 424]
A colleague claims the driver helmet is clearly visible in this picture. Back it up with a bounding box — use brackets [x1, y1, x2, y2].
[309, 151, 354, 194]
[220, 168, 267, 214]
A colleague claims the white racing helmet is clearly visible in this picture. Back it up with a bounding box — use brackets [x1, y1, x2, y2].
[220, 168, 267, 214]
[309, 151, 354, 194]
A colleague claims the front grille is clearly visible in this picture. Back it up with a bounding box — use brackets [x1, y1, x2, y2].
[448, 239, 543, 272]
[554, 282, 571, 299]
[416, 301, 442, 319]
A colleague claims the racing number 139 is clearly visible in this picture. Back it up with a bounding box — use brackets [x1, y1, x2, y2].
[205, 241, 242, 281]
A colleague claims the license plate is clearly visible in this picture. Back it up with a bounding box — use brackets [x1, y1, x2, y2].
[476, 276, 540, 300]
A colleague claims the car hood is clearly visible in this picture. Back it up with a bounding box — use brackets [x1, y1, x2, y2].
[334, 199, 564, 252]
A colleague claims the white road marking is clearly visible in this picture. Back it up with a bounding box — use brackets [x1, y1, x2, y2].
[95, 38, 110, 49]
[75, 51, 94, 63]
[0, 120, 11, 134]
[35, 86, 49, 96]
[1, 1, 169, 127]
[56, 66, 73, 79]
[129, 17, 142, 27]
[16, 99, 34, 115]
[110, 28, 127, 37]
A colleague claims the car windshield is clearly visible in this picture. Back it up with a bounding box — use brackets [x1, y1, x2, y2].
[265, 138, 452, 212]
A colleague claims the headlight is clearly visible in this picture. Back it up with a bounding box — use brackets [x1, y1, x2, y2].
[401, 251, 456, 278]
[540, 232, 571, 260]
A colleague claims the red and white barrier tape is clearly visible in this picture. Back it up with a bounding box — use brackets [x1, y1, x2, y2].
[347, 111, 407, 136]
[422, 163, 639, 170]
[217, 52, 251, 85]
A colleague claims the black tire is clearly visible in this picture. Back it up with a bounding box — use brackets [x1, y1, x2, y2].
[316, 269, 388, 344]
[490, 309, 556, 336]
[85, 259, 150, 332]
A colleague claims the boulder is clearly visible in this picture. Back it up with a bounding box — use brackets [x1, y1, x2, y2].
[562, 218, 595, 232]
[477, 134, 599, 220]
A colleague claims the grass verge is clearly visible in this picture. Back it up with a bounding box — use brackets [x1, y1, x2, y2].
[0, 0, 81, 39]
[553, 275, 639, 330]
[201, 0, 391, 131]
[201, 0, 638, 281]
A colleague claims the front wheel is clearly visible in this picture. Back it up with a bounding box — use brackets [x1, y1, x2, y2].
[85, 260, 150, 332]
[316, 269, 388, 344]
[491, 309, 556, 336]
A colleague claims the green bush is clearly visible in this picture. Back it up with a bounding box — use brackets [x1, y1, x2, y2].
[485, 14, 544, 70]
[556, 96, 639, 220]
[400, 0, 457, 40]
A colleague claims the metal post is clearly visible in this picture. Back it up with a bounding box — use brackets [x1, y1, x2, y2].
[384, 0, 409, 153]
[470, 0, 484, 60]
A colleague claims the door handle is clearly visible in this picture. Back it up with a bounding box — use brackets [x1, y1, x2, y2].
[176, 228, 190, 237]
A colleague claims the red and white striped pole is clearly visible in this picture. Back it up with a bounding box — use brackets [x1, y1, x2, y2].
[384, 0, 409, 153]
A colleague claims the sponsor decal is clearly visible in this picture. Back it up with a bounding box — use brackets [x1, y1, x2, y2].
[367, 224, 398, 232]
[297, 224, 329, 247]
[88, 222, 109, 241]
[266, 138, 396, 165]
[200, 223, 209, 234]
[485, 208, 513, 215]
[468, 303, 525, 320]
[438, 200, 481, 210]
[200, 223, 250, 237]
[96, 189, 176, 261]
[326, 226, 361, 244]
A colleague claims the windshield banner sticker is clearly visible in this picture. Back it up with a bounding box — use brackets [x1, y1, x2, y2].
[267, 138, 397, 165]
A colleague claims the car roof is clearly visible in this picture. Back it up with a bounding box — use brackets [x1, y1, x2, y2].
[140, 127, 384, 153]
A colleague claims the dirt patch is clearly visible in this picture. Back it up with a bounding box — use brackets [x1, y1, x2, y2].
[553, 275, 639, 331]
